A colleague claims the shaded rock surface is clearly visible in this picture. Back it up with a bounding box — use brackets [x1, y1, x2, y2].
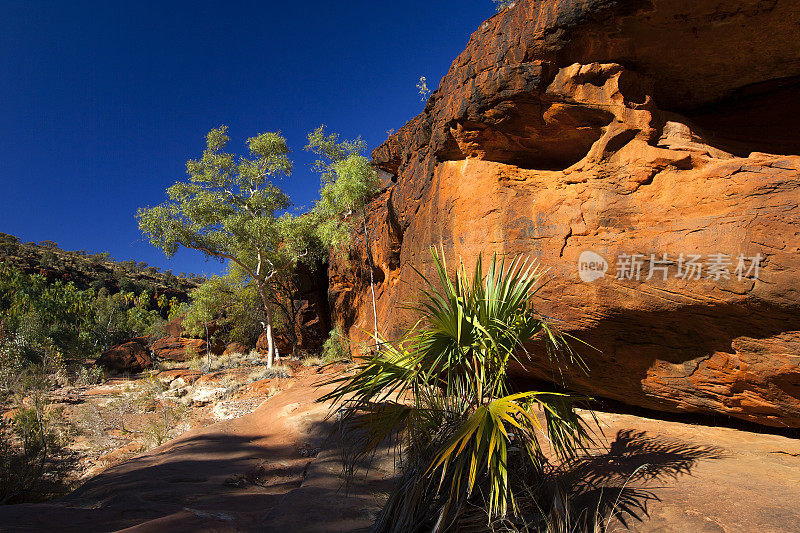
[223, 342, 250, 356]
[289, 261, 331, 355]
[330, 0, 800, 427]
[152, 336, 208, 362]
[95, 338, 152, 373]
[161, 315, 186, 337]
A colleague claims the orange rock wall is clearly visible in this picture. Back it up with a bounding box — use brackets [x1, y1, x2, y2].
[329, 0, 800, 427]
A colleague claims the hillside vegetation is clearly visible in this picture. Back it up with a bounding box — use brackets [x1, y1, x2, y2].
[0, 232, 200, 299]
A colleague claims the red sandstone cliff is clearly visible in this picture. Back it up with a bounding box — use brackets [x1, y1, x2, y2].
[329, 0, 800, 427]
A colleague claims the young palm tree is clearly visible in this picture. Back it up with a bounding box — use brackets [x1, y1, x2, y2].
[321, 248, 595, 532]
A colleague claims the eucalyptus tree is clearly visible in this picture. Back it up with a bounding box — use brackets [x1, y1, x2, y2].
[305, 126, 382, 343]
[137, 126, 313, 367]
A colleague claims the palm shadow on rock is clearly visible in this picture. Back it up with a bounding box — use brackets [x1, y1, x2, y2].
[540, 429, 726, 530]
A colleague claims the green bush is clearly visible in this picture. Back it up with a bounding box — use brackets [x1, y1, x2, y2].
[0, 264, 167, 372]
[0, 267, 95, 365]
[182, 272, 272, 349]
[91, 290, 163, 349]
[74, 365, 104, 387]
[321, 325, 351, 362]
[0, 372, 66, 504]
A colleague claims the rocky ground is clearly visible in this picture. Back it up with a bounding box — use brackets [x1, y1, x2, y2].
[1, 355, 303, 499]
[1, 362, 798, 532]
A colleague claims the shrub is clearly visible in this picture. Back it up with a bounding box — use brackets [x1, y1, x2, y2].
[0, 267, 96, 364]
[182, 273, 273, 350]
[321, 325, 351, 363]
[91, 290, 164, 349]
[141, 399, 185, 448]
[79, 376, 185, 450]
[0, 372, 66, 504]
[322, 249, 595, 531]
[74, 365, 105, 387]
[300, 355, 326, 367]
[187, 350, 266, 374]
[0, 332, 25, 393]
[0, 233, 20, 252]
[417, 76, 430, 101]
[40, 250, 59, 268]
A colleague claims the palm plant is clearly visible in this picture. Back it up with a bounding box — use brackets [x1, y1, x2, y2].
[321, 248, 595, 532]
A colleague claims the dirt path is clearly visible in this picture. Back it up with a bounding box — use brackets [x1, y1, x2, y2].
[0, 367, 393, 532]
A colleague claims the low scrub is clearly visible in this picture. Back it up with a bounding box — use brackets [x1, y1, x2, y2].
[1, 371, 73, 504]
[78, 376, 187, 451]
[247, 365, 292, 382]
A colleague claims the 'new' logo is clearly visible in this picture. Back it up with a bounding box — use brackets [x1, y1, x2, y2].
[577, 251, 608, 282]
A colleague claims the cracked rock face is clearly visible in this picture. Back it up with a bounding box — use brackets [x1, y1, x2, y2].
[329, 0, 800, 427]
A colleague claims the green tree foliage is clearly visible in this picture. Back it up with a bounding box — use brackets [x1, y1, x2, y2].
[0, 235, 19, 255]
[321, 249, 594, 531]
[0, 266, 95, 367]
[183, 269, 265, 348]
[137, 126, 316, 367]
[305, 126, 381, 254]
[90, 289, 164, 349]
[305, 126, 382, 341]
[39, 250, 59, 269]
[0, 265, 167, 374]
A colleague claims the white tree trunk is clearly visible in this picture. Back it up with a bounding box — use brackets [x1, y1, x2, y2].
[204, 322, 210, 370]
[265, 321, 274, 368]
[259, 288, 276, 369]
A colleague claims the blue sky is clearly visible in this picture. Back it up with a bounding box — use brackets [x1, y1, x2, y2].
[0, 1, 495, 276]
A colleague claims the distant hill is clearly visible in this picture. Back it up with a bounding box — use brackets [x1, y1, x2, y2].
[0, 232, 201, 301]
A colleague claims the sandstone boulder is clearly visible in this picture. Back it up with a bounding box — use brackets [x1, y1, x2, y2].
[154, 369, 202, 387]
[256, 330, 291, 359]
[223, 342, 250, 356]
[162, 314, 222, 340]
[96, 339, 153, 373]
[152, 337, 208, 362]
[162, 315, 185, 337]
[330, 0, 800, 427]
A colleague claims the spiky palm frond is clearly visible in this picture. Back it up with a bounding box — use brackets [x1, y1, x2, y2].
[321, 248, 596, 532]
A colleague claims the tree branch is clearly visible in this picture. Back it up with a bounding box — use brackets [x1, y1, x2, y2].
[187, 244, 261, 284]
